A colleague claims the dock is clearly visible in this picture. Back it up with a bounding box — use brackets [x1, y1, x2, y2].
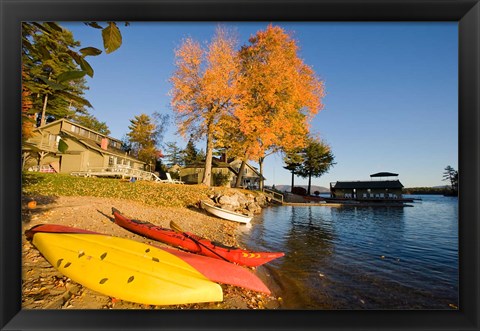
[279, 192, 414, 207]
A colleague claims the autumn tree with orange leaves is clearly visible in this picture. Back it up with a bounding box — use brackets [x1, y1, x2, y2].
[170, 25, 325, 188]
[22, 66, 35, 142]
[232, 25, 325, 188]
[170, 27, 239, 186]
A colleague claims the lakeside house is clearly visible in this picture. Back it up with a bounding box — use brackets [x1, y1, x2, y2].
[329, 172, 404, 200]
[179, 155, 264, 188]
[22, 118, 264, 186]
[22, 119, 145, 174]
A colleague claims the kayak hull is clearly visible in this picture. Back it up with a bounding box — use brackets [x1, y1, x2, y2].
[28, 230, 222, 305]
[26, 224, 271, 294]
[112, 208, 284, 267]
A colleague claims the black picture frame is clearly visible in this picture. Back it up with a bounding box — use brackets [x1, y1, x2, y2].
[1, 0, 479, 330]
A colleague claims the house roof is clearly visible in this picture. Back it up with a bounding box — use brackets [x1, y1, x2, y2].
[332, 180, 404, 189]
[37, 118, 122, 144]
[61, 130, 144, 163]
[183, 158, 265, 180]
[370, 172, 399, 177]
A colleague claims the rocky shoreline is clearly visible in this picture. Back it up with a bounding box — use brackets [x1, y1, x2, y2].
[206, 190, 268, 215]
[21, 193, 281, 310]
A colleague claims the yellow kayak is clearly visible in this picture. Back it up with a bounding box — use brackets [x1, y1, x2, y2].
[31, 232, 223, 305]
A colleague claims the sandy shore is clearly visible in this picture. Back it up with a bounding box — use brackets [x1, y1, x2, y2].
[21, 195, 281, 310]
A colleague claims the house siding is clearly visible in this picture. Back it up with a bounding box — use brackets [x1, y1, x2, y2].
[179, 159, 262, 188]
[23, 119, 145, 174]
[60, 154, 82, 174]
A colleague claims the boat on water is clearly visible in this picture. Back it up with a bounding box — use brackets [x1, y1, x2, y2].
[111, 207, 284, 267]
[200, 200, 253, 224]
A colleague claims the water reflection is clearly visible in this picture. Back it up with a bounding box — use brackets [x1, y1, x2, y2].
[239, 196, 458, 309]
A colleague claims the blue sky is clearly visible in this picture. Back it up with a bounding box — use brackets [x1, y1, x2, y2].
[61, 22, 458, 188]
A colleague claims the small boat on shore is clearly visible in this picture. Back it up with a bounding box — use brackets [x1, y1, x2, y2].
[200, 200, 253, 224]
[112, 208, 284, 267]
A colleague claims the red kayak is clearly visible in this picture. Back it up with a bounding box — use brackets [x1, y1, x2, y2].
[25, 224, 271, 294]
[112, 207, 284, 267]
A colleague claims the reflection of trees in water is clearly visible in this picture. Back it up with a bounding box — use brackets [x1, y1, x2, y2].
[276, 207, 337, 281]
[261, 206, 338, 308]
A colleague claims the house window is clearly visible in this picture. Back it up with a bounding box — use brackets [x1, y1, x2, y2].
[48, 134, 59, 147]
[108, 156, 114, 166]
[70, 125, 79, 134]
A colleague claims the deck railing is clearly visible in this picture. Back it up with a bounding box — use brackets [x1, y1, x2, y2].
[71, 166, 160, 181]
[262, 188, 284, 204]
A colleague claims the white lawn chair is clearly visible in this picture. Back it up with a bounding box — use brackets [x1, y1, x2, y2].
[166, 173, 184, 184]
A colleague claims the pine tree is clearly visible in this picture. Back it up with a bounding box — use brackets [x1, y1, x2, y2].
[182, 138, 200, 166]
[442, 165, 458, 194]
[163, 141, 183, 167]
[297, 137, 335, 195]
[127, 112, 168, 169]
[283, 147, 305, 193]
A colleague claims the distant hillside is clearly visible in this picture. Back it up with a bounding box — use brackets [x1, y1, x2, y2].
[272, 184, 330, 193]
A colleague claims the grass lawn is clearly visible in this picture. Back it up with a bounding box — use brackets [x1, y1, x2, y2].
[22, 172, 221, 208]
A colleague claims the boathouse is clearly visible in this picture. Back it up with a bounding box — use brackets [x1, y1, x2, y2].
[330, 172, 404, 200]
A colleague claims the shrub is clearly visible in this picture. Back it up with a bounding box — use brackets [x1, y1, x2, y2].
[212, 172, 231, 187]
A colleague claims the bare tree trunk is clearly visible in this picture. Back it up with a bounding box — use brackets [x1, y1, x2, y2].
[202, 131, 214, 186]
[307, 172, 312, 195]
[40, 94, 48, 127]
[258, 156, 264, 191]
[291, 171, 295, 193]
[235, 160, 247, 188]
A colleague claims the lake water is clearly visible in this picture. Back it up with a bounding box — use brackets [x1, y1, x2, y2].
[238, 195, 459, 309]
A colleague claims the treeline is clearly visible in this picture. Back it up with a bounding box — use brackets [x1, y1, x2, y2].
[403, 187, 448, 195]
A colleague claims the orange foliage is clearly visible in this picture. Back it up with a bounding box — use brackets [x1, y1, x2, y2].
[170, 25, 326, 185]
[22, 66, 35, 141]
[170, 27, 238, 139]
[170, 26, 239, 186]
[236, 25, 325, 160]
